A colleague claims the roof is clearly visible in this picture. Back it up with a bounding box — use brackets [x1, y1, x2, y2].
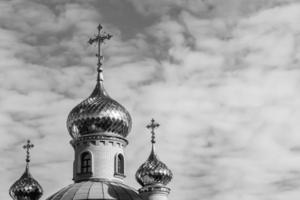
[46, 180, 143, 200]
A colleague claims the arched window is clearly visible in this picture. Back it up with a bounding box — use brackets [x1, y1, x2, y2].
[115, 154, 124, 175]
[81, 152, 92, 174]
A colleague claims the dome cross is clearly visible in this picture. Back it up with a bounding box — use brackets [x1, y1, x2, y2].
[88, 24, 112, 82]
[146, 118, 160, 144]
[23, 140, 34, 164]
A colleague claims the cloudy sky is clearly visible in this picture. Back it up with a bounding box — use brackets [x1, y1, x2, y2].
[1, 0, 300, 199]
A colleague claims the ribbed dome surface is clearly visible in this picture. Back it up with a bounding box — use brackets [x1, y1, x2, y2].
[9, 167, 43, 200]
[46, 180, 142, 200]
[136, 148, 173, 187]
[67, 81, 132, 139]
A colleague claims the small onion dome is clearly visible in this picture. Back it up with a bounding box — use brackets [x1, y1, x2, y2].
[46, 179, 143, 200]
[135, 148, 173, 187]
[9, 167, 43, 200]
[67, 81, 132, 139]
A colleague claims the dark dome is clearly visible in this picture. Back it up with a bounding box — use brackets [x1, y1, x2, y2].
[46, 180, 142, 200]
[67, 81, 132, 139]
[136, 148, 173, 187]
[9, 167, 43, 200]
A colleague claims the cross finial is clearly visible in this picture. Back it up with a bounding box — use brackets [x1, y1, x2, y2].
[23, 140, 34, 163]
[146, 118, 160, 144]
[88, 24, 112, 82]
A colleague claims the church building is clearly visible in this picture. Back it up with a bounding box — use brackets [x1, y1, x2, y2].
[9, 24, 173, 200]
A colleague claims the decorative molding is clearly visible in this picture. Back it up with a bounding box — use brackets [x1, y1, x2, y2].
[139, 185, 171, 194]
[71, 134, 128, 147]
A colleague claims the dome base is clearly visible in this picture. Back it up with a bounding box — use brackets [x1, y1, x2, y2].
[138, 184, 170, 200]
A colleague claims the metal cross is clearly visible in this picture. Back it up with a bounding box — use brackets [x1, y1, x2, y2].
[23, 140, 34, 163]
[146, 118, 160, 144]
[88, 24, 112, 82]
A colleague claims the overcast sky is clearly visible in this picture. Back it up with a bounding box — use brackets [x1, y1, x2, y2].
[1, 0, 300, 200]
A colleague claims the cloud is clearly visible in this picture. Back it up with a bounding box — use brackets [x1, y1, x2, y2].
[124, 2, 300, 200]
[128, 0, 298, 18]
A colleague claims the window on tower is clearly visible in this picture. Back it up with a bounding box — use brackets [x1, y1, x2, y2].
[81, 152, 92, 174]
[114, 153, 124, 176]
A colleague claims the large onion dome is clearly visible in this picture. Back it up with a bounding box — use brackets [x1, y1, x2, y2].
[46, 179, 142, 200]
[67, 80, 132, 139]
[9, 140, 43, 200]
[67, 25, 131, 139]
[135, 119, 173, 187]
[9, 166, 43, 200]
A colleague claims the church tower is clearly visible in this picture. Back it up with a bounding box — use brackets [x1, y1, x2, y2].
[46, 24, 142, 200]
[9, 140, 43, 200]
[66, 24, 131, 183]
[136, 119, 173, 200]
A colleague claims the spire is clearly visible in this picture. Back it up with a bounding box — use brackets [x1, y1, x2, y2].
[23, 140, 34, 172]
[9, 140, 43, 200]
[88, 24, 112, 83]
[135, 119, 173, 187]
[146, 118, 160, 156]
[67, 24, 132, 141]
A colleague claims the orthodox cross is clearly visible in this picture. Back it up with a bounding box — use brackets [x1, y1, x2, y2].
[88, 24, 112, 82]
[23, 140, 34, 163]
[146, 118, 160, 144]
